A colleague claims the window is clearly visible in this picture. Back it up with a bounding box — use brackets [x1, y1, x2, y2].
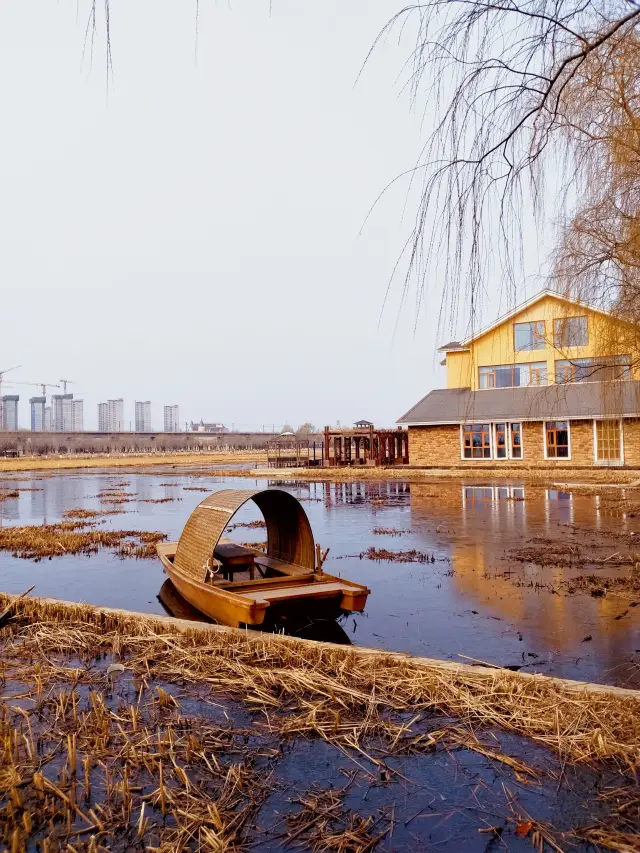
[555, 356, 631, 384]
[554, 316, 588, 348]
[595, 420, 622, 462]
[545, 421, 570, 458]
[495, 423, 507, 458]
[479, 362, 547, 389]
[510, 423, 522, 458]
[514, 321, 546, 351]
[462, 424, 491, 458]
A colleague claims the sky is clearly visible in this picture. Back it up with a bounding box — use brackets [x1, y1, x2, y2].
[0, 1, 548, 431]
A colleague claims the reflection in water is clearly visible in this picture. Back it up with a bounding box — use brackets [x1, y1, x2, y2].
[412, 482, 640, 686]
[158, 579, 352, 645]
[0, 470, 638, 685]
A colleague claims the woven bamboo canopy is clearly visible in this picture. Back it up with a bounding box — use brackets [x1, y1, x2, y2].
[174, 489, 315, 582]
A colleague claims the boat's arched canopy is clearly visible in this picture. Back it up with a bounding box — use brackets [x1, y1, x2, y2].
[174, 488, 315, 582]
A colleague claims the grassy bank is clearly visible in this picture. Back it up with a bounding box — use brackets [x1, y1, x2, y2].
[0, 593, 638, 851]
[142, 463, 640, 485]
[0, 450, 267, 473]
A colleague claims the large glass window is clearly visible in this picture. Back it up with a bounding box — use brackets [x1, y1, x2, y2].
[479, 362, 547, 389]
[545, 421, 570, 458]
[462, 424, 491, 458]
[554, 316, 588, 348]
[555, 356, 631, 384]
[514, 321, 546, 351]
[595, 420, 621, 462]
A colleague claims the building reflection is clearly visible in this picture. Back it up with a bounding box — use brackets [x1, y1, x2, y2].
[410, 483, 639, 683]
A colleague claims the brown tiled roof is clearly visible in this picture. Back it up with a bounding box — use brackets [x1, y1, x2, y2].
[397, 381, 640, 425]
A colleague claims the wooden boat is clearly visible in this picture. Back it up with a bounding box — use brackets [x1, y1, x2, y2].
[156, 488, 370, 627]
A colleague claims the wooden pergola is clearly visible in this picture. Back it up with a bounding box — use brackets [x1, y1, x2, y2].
[323, 424, 409, 467]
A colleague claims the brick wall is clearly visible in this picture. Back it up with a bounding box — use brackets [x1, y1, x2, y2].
[623, 419, 640, 465]
[408, 420, 597, 468]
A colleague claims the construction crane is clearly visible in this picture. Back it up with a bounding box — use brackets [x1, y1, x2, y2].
[59, 379, 75, 394]
[0, 366, 21, 429]
[0, 365, 21, 400]
[9, 382, 60, 397]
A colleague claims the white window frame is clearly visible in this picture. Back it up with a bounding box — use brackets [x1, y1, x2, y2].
[459, 423, 493, 461]
[543, 420, 572, 461]
[593, 419, 624, 466]
[459, 422, 525, 461]
[462, 485, 526, 506]
[508, 423, 524, 461]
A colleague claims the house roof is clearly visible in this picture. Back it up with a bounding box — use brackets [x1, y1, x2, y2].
[437, 341, 468, 353]
[451, 289, 623, 350]
[397, 381, 640, 425]
[354, 419, 373, 426]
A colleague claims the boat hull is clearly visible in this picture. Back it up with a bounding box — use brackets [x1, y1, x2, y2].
[158, 551, 369, 628]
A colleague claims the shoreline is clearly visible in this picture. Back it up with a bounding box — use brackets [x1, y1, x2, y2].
[0, 450, 267, 473]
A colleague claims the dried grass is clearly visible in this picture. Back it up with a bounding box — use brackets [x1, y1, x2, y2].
[0, 595, 638, 849]
[372, 528, 411, 536]
[0, 490, 19, 501]
[225, 520, 266, 532]
[63, 509, 124, 520]
[0, 523, 166, 560]
[358, 548, 433, 563]
[140, 497, 182, 504]
[0, 594, 638, 772]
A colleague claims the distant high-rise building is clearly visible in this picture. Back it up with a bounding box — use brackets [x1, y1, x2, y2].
[44, 406, 52, 432]
[97, 402, 108, 432]
[98, 399, 124, 432]
[30, 397, 46, 431]
[135, 401, 152, 432]
[1, 395, 19, 431]
[72, 399, 84, 432]
[108, 399, 124, 431]
[164, 405, 180, 433]
[51, 394, 74, 432]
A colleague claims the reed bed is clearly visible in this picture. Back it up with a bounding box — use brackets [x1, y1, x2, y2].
[372, 528, 411, 536]
[0, 595, 638, 849]
[0, 594, 638, 768]
[0, 522, 166, 560]
[140, 497, 182, 504]
[340, 547, 435, 564]
[0, 489, 19, 501]
[63, 508, 124, 520]
[225, 520, 266, 532]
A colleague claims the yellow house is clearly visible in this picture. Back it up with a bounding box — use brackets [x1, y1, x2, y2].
[398, 290, 640, 467]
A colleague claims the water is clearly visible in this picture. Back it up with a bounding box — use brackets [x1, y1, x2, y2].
[1, 470, 639, 688]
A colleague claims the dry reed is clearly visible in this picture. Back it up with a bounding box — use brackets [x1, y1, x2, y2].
[0, 594, 638, 770]
[0, 594, 638, 849]
[63, 509, 124, 520]
[0, 523, 166, 560]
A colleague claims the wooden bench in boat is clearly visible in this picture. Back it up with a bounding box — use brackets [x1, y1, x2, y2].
[244, 581, 354, 605]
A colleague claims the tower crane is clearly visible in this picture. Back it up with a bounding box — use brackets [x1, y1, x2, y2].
[0, 366, 21, 429]
[59, 379, 75, 394]
[9, 382, 60, 397]
[0, 365, 21, 400]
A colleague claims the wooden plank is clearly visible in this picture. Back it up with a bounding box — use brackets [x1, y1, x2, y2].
[246, 582, 349, 604]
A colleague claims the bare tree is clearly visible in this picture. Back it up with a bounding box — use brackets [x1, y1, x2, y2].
[371, 1, 640, 329]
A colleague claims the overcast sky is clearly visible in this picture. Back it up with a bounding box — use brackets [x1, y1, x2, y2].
[0, 1, 546, 431]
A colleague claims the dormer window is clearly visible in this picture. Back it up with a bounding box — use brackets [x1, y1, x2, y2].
[514, 321, 546, 351]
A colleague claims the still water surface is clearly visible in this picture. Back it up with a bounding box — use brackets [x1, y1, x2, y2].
[1, 470, 638, 688]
